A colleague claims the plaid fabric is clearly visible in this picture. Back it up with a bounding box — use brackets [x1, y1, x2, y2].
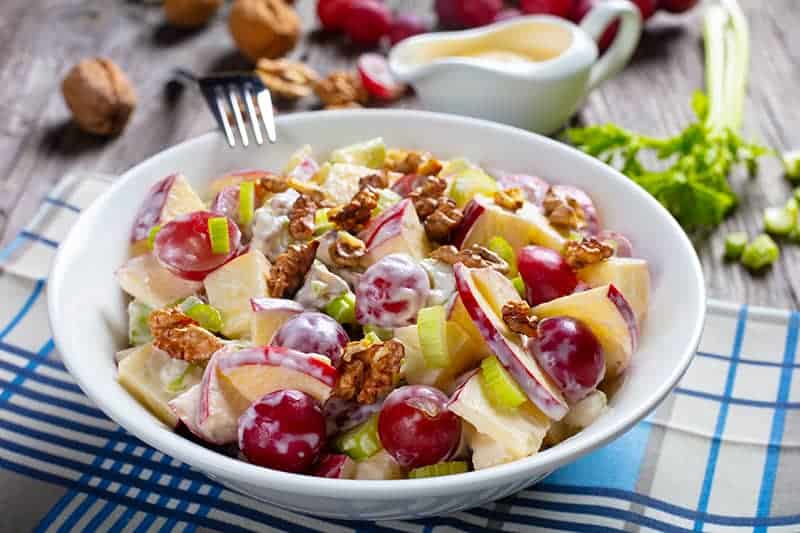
[0, 173, 798, 533]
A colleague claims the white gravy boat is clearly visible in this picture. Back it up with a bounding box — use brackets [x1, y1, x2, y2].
[388, 0, 642, 134]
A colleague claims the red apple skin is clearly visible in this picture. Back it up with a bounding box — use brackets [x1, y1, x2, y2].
[217, 346, 338, 388]
[250, 297, 305, 314]
[130, 174, 177, 242]
[362, 198, 410, 248]
[453, 264, 568, 420]
[390, 174, 419, 197]
[312, 453, 355, 478]
[451, 198, 485, 249]
[607, 284, 639, 350]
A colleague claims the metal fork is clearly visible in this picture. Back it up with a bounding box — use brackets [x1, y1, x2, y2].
[174, 68, 276, 147]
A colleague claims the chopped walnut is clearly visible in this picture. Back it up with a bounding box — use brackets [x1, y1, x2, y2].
[430, 244, 509, 273]
[255, 58, 319, 100]
[288, 194, 316, 241]
[314, 71, 368, 107]
[329, 231, 366, 268]
[424, 198, 463, 243]
[563, 237, 614, 269]
[494, 187, 524, 212]
[408, 175, 447, 219]
[359, 172, 389, 190]
[384, 151, 442, 176]
[268, 240, 319, 298]
[543, 188, 586, 231]
[417, 158, 443, 177]
[329, 186, 379, 232]
[287, 177, 329, 204]
[502, 301, 539, 337]
[333, 339, 404, 404]
[149, 307, 223, 362]
[255, 174, 290, 198]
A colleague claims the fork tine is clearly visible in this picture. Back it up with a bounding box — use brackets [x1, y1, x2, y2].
[243, 86, 263, 146]
[214, 87, 236, 147]
[256, 89, 277, 143]
[228, 86, 249, 147]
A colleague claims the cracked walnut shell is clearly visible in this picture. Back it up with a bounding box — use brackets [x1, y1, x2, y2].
[61, 58, 136, 136]
[229, 0, 300, 62]
[164, 0, 223, 27]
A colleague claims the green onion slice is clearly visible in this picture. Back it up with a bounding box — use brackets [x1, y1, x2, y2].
[208, 217, 231, 255]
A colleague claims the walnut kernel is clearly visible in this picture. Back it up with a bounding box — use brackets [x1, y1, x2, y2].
[494, 188, 524, 212]
[329, 186, 379, 232]
[329, 231, 366, 268]
[502, 301, 539, 337]
[164, 0, 223, 27]
[314, 71, 368, 107]
[228, 0, 300, 62]
[563, 237, 614, 269]
[268, 240, 319, 298]
[149, 307, 223, 361]
[333, 339, 404, 404]
[61, 58, 136, 136]
[256, 58, 319, 100]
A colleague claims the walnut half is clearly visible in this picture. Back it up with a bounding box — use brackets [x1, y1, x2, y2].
[149, 307, 223, 362]
[333, 339, 404, 404]
[430, 244, 509, 274]
[268, 240, 319, 298]
[563, 237, 614, 270]
[329, 186, 379, 233]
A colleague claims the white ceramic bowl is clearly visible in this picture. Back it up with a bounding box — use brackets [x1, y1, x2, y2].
[49, 110, 705, 521]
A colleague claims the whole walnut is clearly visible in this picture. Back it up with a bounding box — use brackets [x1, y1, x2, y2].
[228, 0, 300, 62]
[164, 0, 223, 27]
[61, 58, 137, 136]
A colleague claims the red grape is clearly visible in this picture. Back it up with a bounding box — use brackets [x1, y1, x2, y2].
[153, 211, 241, 281]
[378, 385, 461, 469]
[632, 0, 658, 21]
[496, 173, 550, 206]
[528, 316, 605, 403]
[355, 253, 431, 327]
[272, 312, 349, 367]
[357, 53, 405, 100]
[520, 0, 574, 18]
[517, 245, 578, 306]
[342, 0, 392, 46]
[389, 12, 430, 45]
[493, 7, 522, 22]
[238, 389, 326, 473]
[317, 0, 352, 31]
[455, 0, 503, 28]
[435, 0, 463, 28]
[659, 0, 698, 13]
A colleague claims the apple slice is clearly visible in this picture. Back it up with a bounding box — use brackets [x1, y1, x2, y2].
[545, 390, 608, 446]
[395, 325, 447, 387]
[116, 253, 203, 309]
[313, 453, 357, 479]
[192, 348, 242, 444]
[577, 258, 650, 324]
[448, 372, 550, 459]
[361, 198, 431, 266]
[467, 425, 518, 471]
[329, 137, 386, 169]
[249, 297, 305, 345]
[216, 346, 338, 409]
[533, 284, 638, 378]
[452, 195, 565, 253]
[354, 449, 406, 480]
[320, 163, 378, 205]
[204, 249, 270, 339]
[118, 343, 203, 428]
[454, 264, 568, 420]
[447, 294, 492, 358]
[130, 174, 206, 246]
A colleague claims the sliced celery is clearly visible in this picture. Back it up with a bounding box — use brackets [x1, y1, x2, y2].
[146, 225, 161, 250]
[178, 295, 204, 312]
[314, 208, 335, 235]
[417, 305, 449, 369]
[783, 150, 800, 180]
[511, 275, 525, 297]
[185, 303, 223, 333]
[325, 292, 356, 325]
[166, 363, 196, 394]
[763, 206, 795, 236]
[364, 324, 393, 341]
[239, 181, 255, 226]
[208, 217, 231, 255]
[334, 415, 382, 460]
[480, 356, 527, 409]
[408, 461, 469, 478]
[487, 236, 516, 276]
[448, 169, 498, 208]
[723, 232, 747, 260]
[128, 300, 153, 346]
[741, 234, 779, 271]
[330, 138, 386, 169]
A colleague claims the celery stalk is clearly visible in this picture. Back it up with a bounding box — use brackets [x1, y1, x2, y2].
[703, 5, 728, 133]
[720, 0, 749, 132]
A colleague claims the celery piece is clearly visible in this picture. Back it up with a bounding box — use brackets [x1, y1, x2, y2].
[764, 207, 795, 236]
[417, 305, 449, 369]
[363, 331, 381, 346]
[239, 181, 255, 226]
[785, 151, 800, 181]
[364, 324, 393, 341]
[147, 225, 161, 250]
[178, 295, 204, 312]
[408, 461, 469, 479]
[723, 232, 748, 260]
[480, 356, 527, 409]
[325, 292, 356, 325]
[330, 138, 386, 169]
[487, 236, 517, 276]
[786, 197, 799, 216]
[741, 234, 779, 271]
[448, 169, 498, 208]
[511, 275, 525, 297]
[333, 415, 382, 460]
[208, 217, 231, 255]
[314, 208, 335, 235]
[185, 303, 223, 333]
[128, 300, 153, 346]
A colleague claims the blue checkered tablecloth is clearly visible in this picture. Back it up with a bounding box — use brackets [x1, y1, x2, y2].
[0, 173, 798, 532]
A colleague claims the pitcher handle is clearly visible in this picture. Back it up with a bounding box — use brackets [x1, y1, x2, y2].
[581, 0, 643, 90]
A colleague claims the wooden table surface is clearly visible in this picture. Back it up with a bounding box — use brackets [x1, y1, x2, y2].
[1, 0, 798, 307]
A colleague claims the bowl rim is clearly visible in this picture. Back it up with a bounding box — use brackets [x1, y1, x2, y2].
[48, 109, 706, 499]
